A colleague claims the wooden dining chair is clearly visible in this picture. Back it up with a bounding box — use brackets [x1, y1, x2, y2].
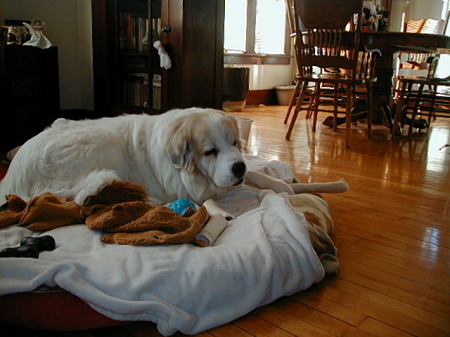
[283, 0, 312, 126]
[391, 77, 450, 139]
[284, 0, 378, 148]
[391, 15, 450, 138]
[394, 16, 446, 99]
[283, 0, 314, 126]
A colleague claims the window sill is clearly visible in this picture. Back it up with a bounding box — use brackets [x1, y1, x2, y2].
[224, 53, 291, 65]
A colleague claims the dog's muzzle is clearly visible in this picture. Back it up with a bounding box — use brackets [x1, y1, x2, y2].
[232, 161, 246, 186]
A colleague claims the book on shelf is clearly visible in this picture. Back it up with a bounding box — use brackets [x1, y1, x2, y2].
[152, 74, 161, 110]
[119, 12, 151, 52]
[152, 18, 162, 41]
[123, 73, 149, 108]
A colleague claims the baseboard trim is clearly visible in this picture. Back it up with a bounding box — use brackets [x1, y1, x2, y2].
[246, 89, 278, 106]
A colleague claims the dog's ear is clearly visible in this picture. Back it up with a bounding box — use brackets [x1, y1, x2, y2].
[228, 114, 244, 151]
[165, 119, 198, 173]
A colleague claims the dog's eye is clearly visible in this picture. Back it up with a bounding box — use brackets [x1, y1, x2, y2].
[205, 148, 218, 157]
[233, 140, 239, 147]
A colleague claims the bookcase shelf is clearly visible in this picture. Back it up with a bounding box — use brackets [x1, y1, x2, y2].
[92, 0, 224, 117]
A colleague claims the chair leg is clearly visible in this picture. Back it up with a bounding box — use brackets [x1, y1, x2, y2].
[409, 82, 425, 136]
[305, 84, 316, 120]
[333, 83, 339, 132]
[286, 84, 309, 140]
[390, 81, 407, 140]
[311, 82, 321, 132]
[401, 82, 414, 130]
[345, 85, 353, 148]
[366, 83, 372, 139]
[284, 81, 301, 124]
[428, 85, 436, 123]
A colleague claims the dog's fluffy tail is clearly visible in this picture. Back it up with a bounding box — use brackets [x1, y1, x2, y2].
[71, 170, 121, 206]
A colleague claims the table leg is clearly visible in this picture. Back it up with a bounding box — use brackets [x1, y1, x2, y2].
[371, 50, 395, 123]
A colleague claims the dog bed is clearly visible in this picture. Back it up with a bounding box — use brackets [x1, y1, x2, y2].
[0, 158, 335, 336]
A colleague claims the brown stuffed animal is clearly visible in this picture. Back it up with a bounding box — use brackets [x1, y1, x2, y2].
[84, 201, 153, 230]
[0, 195, 28, 229]
[0, 193, 83, 231]
[0, 181, 149, 231]
[0, 181, 210, 247]
[98, 206, 210, 245]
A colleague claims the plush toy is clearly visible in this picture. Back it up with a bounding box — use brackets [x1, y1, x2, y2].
[97, 206, 210, 246]
[0, 181, 149, 231]
[168, 198, 198, 216]
[0, 181, 211, 247]
[0, 194, 27, 229]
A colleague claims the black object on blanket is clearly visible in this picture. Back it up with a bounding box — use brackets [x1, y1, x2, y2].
[0, 235, 55, 259]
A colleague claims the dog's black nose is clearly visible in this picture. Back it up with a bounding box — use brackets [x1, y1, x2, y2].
[232, 161, 246, 179]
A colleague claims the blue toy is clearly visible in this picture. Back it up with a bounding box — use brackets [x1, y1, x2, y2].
[169, 198, 198, 216]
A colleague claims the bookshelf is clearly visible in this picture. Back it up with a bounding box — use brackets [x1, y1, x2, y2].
[0, 45, 60, 153]
[92, 0, 224, 117]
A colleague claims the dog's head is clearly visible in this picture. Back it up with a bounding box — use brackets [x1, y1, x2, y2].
[165, 108, 247, 188]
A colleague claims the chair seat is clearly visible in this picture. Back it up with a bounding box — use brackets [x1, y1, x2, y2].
[397, 76, 450, 85]
[300, 73, 377, 84]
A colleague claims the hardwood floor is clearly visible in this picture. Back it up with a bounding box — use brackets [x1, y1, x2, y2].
[3, 106, 450, 336]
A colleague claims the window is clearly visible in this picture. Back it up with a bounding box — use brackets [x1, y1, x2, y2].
[224, 0, 248, 52]
[224, 0, 290, 64]
[254, 0, 287, 54]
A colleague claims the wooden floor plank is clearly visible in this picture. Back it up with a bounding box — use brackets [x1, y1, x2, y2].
[270, 297, 355, 336]
[337, 246, 450, 294]
[341, 326, 379, 337]
[252, 305, 335, 337]
[318, 279, 448, 337]
[336, 256, 450, 316]
[332, 278, 450, 334]
[234, 314, 295, 337]
[207, 324, 254, 337]
[345, 238, 449, 274]
[357, 317, 415, 337]
[292, 287, 367, 327]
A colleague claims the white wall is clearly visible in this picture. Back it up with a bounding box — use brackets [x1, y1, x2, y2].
[409, 0, 443, 20]
[77, 0, 94, 110]
[230, 43, 297, 90]
[0, 0, 94, 110]
[229, 63, 296, 91]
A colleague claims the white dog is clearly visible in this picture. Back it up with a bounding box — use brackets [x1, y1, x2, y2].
[0, 108, 248, 206]
[0, 107, 349, 208]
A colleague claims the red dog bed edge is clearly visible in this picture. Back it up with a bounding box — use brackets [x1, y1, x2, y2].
[1, 164, 126, 330]
[0, 292, 126, 330]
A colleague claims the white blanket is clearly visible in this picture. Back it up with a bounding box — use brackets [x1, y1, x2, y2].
[0, 159, 326, 336]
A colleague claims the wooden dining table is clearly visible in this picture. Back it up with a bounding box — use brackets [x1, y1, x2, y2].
[359, 31, 450, 122]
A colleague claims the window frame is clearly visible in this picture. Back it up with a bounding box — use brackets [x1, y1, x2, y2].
[224, 0, 292, 65]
